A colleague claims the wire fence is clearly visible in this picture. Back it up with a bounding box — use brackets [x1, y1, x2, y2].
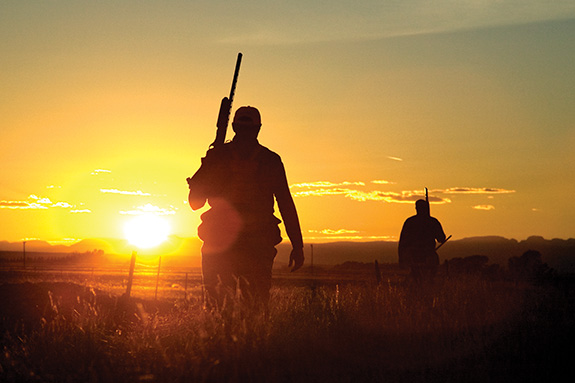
[0, 263, 204, 301]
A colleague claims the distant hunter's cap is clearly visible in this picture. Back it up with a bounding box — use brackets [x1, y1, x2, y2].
[233, 106, 261, 126]
[416, 199, 428, 209]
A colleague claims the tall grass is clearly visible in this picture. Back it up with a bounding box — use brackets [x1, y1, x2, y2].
[1, 274, 573, 382]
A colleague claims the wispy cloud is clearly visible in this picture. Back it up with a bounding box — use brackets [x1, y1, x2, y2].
[292, 181, 514, 204]
[119, 203, 176, 216]
[291, 181, 450, 204]
[220, 1, 575, 45]
[0, 195, 77, 210]
[0, 200, 48, 210]
[100, 189, 151, 196]
[293, 188, 449, 204]
[71, 209, 91, 214]
[473, 205, 495, 211]
[47, 238, 82, 246]
[371, 180, 395, 185]
[386, 156, 403, 162]
[366, 191, 449, 204]
[52, 202, 74, 208]
[291, 181, 365, 189]
[441, 187, 515, 194]
[308, 229, 360, 235]
[305, 229, 396, 241]
[305, 235, 396, 241]
[91, 169, 111, 175]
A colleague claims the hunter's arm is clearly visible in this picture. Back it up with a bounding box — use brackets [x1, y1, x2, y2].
[274, 161, 303, 250]
[398, 221, 408, 265]
[434, 219, 447, 244]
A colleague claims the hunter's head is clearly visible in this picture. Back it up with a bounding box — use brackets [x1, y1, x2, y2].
[232, 106, 261, 140]
[415, 199, 430, 216]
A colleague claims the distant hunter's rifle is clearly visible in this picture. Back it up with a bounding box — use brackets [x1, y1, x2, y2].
[436, 235, 452, 251]
[425, 187, 452, 250]
[210, 52, 243, 148]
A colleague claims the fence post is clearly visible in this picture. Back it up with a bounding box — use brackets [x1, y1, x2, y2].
[125, 251, 137, 298]
[184, 272, 188, 299]
[154, 256, 162, 300]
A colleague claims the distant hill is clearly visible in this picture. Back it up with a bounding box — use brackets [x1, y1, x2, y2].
[2, 236, 574, 272]
[0, 236, 202, 256]
[276, 236, 575, 272]
[0, 236, 204, 268]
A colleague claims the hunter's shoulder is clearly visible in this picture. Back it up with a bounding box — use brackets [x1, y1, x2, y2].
[429, 216, 442, 223]
[428, 216, 444, 227]
[404, 215, 418, 223]
[257, 145, 282, 161]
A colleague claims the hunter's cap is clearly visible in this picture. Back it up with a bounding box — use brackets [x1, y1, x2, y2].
[233, 106, 261, 126]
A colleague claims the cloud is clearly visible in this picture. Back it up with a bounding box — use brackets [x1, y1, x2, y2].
[306, 228, 396, 240]
[292, 188, 355, 198]
[52, 202, 74, 208]
[473, 205, 495, 211]
[100, 189, 151, 196]
[0, 195, 77, 210]
[119, 203, 176, 216]
[47, 238, 82, 246]
[291, 181, 365, 189]
[441, 187, 515, 194]
[71, 209, 91, 214]
[220, 1, 575, 45]
[0, 200, 47, 210]
[371, 180, 396, 185]
[386, 156, 403, 162]
[367, 191, 449, 204]
[291, 181, 515, 204]
[291, 182, 450, 204]
[305, 231, 396, 241]
[91, 169, 111, 175]
[308, 229, 360, 235]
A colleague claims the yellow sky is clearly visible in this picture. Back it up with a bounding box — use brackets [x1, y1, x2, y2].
[1, 1, 574, 246]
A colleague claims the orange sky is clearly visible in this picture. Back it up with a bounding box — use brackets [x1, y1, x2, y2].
[1, 2, 574, 248]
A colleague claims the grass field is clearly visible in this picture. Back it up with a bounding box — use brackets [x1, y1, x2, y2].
[0, 264, 574, 382]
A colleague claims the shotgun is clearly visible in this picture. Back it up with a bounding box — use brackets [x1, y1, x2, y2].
[425, 187, 452, 250]
[210, 52, 243, 148]
[436, 234, 452, 251]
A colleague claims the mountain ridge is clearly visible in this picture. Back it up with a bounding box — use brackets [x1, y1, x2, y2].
[1, 235, 574, 271]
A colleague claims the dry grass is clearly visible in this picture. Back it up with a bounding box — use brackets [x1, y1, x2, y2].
[1, 270, 574, 382]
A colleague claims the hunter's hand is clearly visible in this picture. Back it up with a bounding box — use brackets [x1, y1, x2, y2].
[288, 247, 304, 272]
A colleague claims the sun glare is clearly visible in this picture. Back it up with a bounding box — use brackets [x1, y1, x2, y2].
[123, 214, 171, 249]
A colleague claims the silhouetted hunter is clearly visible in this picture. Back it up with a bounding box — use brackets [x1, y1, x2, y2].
[398, 199, 446, 283]
[187, 106, 304, 308]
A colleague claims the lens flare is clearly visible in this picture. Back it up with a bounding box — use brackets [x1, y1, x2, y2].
[123, 214, 170, 249]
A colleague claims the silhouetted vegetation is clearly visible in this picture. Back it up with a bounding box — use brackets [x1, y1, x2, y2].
[1, 266, 573, 382]
[508, 249, 555, 284]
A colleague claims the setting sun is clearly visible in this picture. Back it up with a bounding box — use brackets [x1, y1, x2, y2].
[123, 214, 171, 249]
